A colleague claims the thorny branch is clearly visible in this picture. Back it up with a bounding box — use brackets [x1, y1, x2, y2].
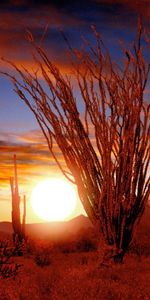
[2, 22, 150, 260]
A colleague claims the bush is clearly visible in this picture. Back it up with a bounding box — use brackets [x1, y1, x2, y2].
[0, 262, 21, 278]
[34, 249, 51, 267]
[0, 240, 21, 278]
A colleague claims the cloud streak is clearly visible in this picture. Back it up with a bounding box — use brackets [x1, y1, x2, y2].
[0, 129, 64, 200]
[0, 0, 149, 68]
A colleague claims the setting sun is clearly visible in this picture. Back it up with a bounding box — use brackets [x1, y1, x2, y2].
[31, 178, 77, 221]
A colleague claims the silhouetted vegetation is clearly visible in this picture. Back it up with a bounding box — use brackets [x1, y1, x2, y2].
[3, 20, 150, 263]
[0, 240, 21, 278]
[0, 207, 150, 298]
[10, 155, 26, 246]
[34, 249, 51, 267]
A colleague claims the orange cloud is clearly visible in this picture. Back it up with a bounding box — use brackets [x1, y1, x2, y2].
[0, 129, 65, 197]
[0, 127, 85, 223]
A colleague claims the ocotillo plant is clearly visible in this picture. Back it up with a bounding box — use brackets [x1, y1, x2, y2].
[10, 154, 26, 244]
[5, 22, 150, 263]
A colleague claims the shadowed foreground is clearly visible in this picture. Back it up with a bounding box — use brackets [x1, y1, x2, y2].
[0, 251, 150, 300]
[0, 208, 150, 300]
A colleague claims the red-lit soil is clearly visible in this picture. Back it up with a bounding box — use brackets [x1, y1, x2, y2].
[0, 207, 150, 299]
[0, 251, 150, 300]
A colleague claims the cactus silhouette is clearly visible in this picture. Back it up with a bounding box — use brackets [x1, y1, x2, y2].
[10, 154, 26, 245]
[4, 21, 150, 263]
[22, 195, 26, 238]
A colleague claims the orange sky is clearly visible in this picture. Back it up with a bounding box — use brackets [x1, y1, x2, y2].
[0, 129, 86, 223]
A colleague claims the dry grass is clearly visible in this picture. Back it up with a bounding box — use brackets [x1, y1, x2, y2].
[0, 245, 150, 300]
[0, 207, 149, 299]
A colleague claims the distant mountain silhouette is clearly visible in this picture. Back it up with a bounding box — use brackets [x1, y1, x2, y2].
[0, 206, 149, 240]
[0, 215, 93, 239]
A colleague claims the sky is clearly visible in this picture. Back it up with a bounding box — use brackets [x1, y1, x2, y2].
[0, 0, 150, 223]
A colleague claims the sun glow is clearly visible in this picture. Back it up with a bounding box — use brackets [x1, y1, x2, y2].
[31, 178, 77, 221]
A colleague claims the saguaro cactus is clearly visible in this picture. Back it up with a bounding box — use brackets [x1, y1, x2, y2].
[22, 195, 26, 238]
[10, 154, 26, 244]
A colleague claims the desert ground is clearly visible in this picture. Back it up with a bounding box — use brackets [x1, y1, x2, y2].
[0, 207, 150, 300]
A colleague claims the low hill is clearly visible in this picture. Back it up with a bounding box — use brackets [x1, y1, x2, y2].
[0, 215, 93, 239]
[0, 205, 149, 241]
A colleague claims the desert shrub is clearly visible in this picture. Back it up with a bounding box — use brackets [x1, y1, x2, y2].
[0, 262, 21, 278]
[34, 249, 51, 267]
[0, 240, 21, 278]
[0, 240, 17, 262]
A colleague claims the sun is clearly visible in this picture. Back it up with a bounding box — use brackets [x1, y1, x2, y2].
[31, 178, 77, 221]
